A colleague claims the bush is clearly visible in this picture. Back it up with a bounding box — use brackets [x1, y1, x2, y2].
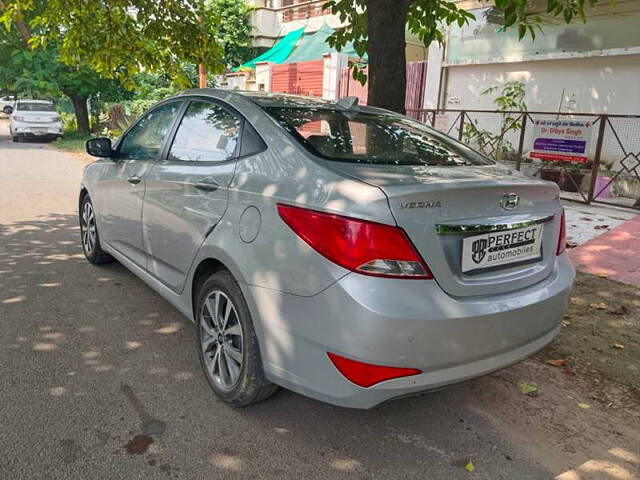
[60, 112, 77, 133]
[124, 99, 157, 119]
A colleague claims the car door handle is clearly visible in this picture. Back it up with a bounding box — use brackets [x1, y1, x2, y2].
[127, 176, 142, 185]
[193, 181, 219, 192]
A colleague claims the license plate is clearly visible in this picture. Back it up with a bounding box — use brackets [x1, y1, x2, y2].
[30, 127, 47, 133]
[461, 225, 543, 273]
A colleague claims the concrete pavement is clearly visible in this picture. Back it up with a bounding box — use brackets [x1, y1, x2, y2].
[0, 120, 636, 480]
[569, 214, 640, 286]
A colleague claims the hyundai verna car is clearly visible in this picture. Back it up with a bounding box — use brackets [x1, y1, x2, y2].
[10, 99, 63, 142]
[80, 89, 575, 408]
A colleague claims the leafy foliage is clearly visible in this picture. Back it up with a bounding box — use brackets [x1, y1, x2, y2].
[462, 81, 527, 160]
[207, 0, 255, 69]
[1, 0, 226, 88]
[322, 0, 600, 87]
[494, 0, 611, 40]
[0, 1, 131, 132]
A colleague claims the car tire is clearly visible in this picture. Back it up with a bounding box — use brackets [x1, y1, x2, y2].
[79, 194, 113, 265]
[3, 106, 12, 114]
[196, 271, 278, 407]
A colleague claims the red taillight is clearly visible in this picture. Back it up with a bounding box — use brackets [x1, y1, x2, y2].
[556, 209, 567, 255]
[277, 204, 432, 279]
[328, 353, 421, 388]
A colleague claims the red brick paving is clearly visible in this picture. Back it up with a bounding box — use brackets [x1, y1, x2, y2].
[568, 215, 640, 287]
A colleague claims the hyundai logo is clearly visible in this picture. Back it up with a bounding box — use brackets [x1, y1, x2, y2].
[500, 193, 520, 210]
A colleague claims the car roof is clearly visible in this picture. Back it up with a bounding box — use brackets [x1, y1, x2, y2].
[238, 91, 334, 107]
[16, 99, 54, 104]
[176, 88, 388, 114]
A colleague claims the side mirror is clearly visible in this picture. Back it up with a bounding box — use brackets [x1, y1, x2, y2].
[86, 137, 113, 158]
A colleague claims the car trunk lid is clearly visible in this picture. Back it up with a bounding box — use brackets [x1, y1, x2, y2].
[19, 111, 57, 123]
[327, 162, 562, 297]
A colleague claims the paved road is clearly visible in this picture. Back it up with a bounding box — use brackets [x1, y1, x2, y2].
[0, 121, 559, 479]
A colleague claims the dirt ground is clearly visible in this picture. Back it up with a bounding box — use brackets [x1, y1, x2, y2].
[470, 272, 640, 479]
[544, 272, 640, 391]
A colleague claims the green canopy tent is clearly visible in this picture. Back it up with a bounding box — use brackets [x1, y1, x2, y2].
[234, 27, 305, 71]
[285, 24, 365, 64]
[234, 24, 366, 71]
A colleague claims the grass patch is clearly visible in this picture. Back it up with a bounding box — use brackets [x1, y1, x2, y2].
[53, 132, 92, 152]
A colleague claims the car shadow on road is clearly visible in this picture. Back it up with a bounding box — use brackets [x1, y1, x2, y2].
[0, 135, 57, 151]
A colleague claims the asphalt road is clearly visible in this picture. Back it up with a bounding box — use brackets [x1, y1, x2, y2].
[0, 121, 556, 480]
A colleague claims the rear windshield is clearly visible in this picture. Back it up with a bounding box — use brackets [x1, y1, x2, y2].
[264, 106, 494, 167]
[17, 102, 56, 112]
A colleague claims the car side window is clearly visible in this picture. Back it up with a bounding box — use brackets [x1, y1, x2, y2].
[168, 101, 241, 162]
[118, 101, 182, 160]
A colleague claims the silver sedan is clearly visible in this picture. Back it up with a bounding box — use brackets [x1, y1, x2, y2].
[80, 90, 574, 408]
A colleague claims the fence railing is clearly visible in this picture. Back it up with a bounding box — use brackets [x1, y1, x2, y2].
[406, 108, 640, 210]
[279, 0, 329, 22]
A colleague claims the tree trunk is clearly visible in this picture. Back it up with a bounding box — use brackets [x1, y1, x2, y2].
[366, 0, 410, 114]
[70, 95, 90, 134]
[199, 63, 208, 88]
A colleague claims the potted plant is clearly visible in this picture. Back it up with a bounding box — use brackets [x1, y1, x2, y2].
[559, 162, 587, 192]
[540, 164, 562, 184]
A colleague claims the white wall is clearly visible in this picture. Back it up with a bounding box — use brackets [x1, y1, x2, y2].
[423, 42, 444, 109]
[225, 74, 248, 91]
[322, 53, 348, 100]
[443, 54, 640, 115]
[255, 62, 273, 91]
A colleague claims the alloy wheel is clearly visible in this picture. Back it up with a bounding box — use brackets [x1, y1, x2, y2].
[81, 201, 97, 256]
[200, 290, 244, 391]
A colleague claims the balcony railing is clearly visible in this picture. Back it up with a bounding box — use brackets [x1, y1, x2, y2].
[280, 1, 330, 22]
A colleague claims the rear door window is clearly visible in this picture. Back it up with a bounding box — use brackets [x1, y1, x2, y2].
[168, 101, 241, 162]
[17, 102, 56, 112]
[265, 107, 494, 167]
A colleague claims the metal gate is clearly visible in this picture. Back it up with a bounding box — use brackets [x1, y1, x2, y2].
[406, 108, 640, 210]
[271, 59, 324, 97]
[339, 61, 427, 110]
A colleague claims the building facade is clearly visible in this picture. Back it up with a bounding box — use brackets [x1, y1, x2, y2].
[248, 0, 428, 61]
[425, 0, 640, 115]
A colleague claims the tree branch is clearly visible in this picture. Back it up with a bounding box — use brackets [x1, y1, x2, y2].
[0, 0, 31, 46]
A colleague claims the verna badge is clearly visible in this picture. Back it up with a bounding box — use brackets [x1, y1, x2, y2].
[399, 200, 441, 209]
[500, 193, 520, 210]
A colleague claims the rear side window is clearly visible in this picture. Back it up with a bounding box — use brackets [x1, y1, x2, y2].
[17, 102, 56, 112]
[239, 121, 266, 158]
[265, 107, 494, 167]
[168, 101, 241, 162]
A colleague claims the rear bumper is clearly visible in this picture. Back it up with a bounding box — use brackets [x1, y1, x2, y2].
[13, 132, 63, 139]
[11, 124, 63, 138]
[246, 255, 575, 408]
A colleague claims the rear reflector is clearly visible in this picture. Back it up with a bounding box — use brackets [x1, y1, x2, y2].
[277, 204, 432, 279]
[328, 352, 421, 388]
[556, 209, 567, 255]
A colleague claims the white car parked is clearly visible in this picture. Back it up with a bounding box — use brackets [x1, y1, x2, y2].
[1, 95, 15, 115]
[10, 100, 64, 142]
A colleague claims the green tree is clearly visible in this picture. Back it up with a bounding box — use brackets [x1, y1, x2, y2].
[207, 0, 255, 69]
[1, 0, 226, 88]
[2, 40, 127, 133]
[462, 81, 527, 160]
[324, 0, 603, 113]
